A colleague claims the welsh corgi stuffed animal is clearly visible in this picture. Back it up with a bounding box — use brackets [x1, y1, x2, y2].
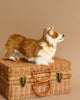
[5, 26, 64, 65]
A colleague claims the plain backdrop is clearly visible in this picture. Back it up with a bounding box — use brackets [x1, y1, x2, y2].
[0, 0, 80, 100]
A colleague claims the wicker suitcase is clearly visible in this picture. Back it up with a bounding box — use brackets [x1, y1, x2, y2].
[0, 57, 71, 100]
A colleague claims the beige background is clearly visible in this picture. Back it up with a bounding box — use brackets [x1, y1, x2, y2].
[0, 0, 80, 100]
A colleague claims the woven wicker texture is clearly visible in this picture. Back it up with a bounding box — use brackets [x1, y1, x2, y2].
[0, 57, 71, 100]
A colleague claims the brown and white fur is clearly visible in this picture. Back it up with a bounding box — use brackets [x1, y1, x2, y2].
[5, 26, 64, 65]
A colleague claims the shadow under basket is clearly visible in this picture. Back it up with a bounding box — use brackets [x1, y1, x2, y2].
[0, 57, 71, 100]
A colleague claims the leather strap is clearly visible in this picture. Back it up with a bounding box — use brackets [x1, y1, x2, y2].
[32, 82, 51, 96]
[32, 69, 52, 82]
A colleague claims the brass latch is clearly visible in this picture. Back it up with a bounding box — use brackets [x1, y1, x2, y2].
[56, 72, 62, 83]
[20, 77, 26, 87]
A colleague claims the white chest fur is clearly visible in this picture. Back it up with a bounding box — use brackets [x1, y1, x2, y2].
[39, 42, 56, 57]
[36, 42, 56, 65]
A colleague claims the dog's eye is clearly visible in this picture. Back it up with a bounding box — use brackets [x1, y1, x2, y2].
[55, 33, 58, 36]
[53, 32, 58, 38]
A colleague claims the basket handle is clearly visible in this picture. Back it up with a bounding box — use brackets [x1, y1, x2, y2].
[32, 69, 52, 82]
[32, 82, 51, 96]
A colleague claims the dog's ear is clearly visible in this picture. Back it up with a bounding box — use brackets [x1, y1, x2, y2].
[48, 26, 55, 35]
[49, 29, 54, 35]
[51, 26, 54, 30]
[43, 26, 54, 35]
[43, 26, 51, 34]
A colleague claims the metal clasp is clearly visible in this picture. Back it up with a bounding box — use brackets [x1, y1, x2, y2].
[20, 77, 26, 87]
[56, 72, 62, 83]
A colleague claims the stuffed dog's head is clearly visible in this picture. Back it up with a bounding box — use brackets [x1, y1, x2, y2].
[43, 26, 64, 46]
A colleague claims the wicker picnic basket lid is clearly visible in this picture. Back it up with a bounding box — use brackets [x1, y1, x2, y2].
[0, 57, 71, 83]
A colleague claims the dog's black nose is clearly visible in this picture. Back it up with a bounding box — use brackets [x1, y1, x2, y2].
[63, 34, 64, 37]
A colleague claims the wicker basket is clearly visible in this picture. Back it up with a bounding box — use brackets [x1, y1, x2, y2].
[0, 57, 71, 100]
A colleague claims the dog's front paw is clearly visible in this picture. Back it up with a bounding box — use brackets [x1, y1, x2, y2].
[36, 62, 48, 66]
[50, 59, 54, 63]
[9, 56, 16, 61]
[43, 63, 48, 66]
